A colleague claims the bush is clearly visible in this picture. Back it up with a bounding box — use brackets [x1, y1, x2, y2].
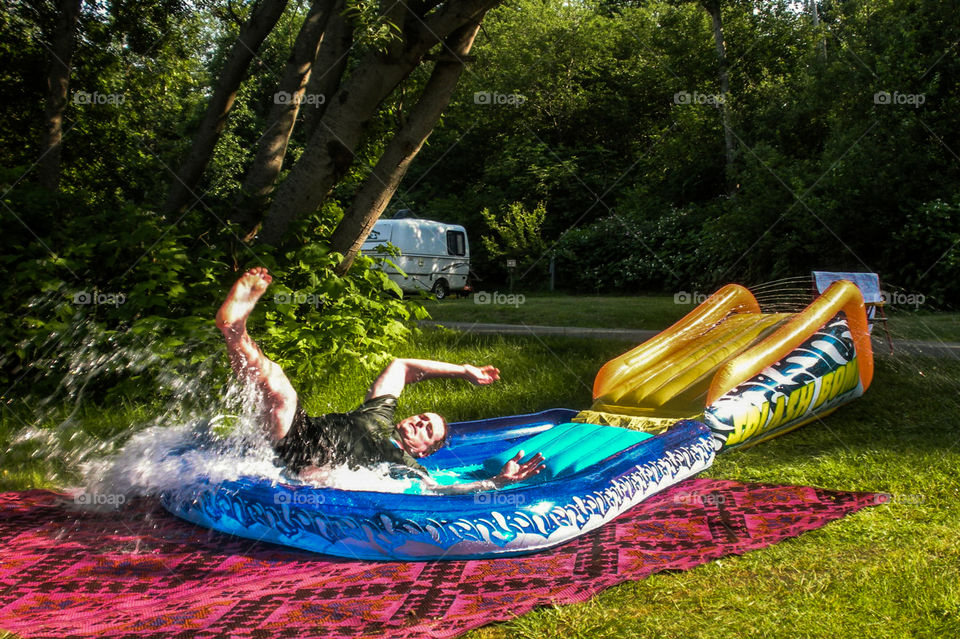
[554, 201, 723, 293]
[891, 196, 960, 307]
[0, 178, 422, 406]
[480, 201, 550, 287]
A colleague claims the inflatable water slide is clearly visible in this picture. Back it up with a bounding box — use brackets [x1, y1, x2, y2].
[161, 279, 874, 560]
[578, 280, 874, 451]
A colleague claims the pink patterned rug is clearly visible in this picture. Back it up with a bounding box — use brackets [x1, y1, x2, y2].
[0, 479, 879, 638]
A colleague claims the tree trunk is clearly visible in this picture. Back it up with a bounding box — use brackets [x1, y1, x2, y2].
[38, 0, 81, 192]
[258, 0, 501, 246]
[704, 0, 736, 196]
[300, 2, 352, 139]
[807, 0, 827, 60]
[234, 0, 335, 230]
[331, 22, 481, 274]
[162, 0, 289, 219]
[258, 56, 416, 246]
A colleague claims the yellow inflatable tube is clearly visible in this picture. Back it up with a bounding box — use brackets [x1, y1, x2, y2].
[592, 284, 761, 406]
[707, 280, 873, 405]
[584, 280, 874, 451]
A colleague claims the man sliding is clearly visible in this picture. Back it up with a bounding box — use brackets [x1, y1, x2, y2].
[215, 267, 545, 494]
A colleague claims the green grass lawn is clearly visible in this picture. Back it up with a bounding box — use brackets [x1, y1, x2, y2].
[887, 310, 960, 343]
[464, 349, 960, 639]
[422, 294, 688, 331]
[2, 328, 959, 637]
[424, 293, 960, 342]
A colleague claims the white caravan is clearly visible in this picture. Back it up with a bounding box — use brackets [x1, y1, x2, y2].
[360, 218, 469, 299]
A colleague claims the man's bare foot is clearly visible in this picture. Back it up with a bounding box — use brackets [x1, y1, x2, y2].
[216, 267, 272, 332]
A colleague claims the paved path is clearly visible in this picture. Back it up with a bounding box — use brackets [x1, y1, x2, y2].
[884, 339, 960, 358]
[419, 321, 960, 358]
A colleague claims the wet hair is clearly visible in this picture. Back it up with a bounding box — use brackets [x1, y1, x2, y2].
[395, 414, 450, 458]
[425, 415, 450, 456]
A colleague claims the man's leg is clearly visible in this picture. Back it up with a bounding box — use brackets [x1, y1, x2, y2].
[215, 267, 298, 442]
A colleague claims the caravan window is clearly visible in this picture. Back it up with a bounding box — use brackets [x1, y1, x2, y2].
[446, 230, 466, 256]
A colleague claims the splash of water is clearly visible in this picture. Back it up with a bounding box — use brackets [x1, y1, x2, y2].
[3, 291, 417, 507]
[83, 401, 417, 505]
[79, 382, 419, 506]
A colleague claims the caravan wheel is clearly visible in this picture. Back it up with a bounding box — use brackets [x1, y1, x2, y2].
[432, 279, 449, 300]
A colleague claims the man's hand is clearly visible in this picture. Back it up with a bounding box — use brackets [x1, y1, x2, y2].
[424, 450, 546, 495]
[462, 364, 500, 386]
[491, 450, 545, 488]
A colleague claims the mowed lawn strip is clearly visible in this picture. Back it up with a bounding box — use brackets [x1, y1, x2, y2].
[423, 294, 960, 342]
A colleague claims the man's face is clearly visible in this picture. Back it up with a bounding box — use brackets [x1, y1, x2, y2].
[395, 412, 447, 458]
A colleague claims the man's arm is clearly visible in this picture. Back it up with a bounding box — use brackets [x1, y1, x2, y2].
[417, 450, 546, 495]
[366, 358, 500, 400]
